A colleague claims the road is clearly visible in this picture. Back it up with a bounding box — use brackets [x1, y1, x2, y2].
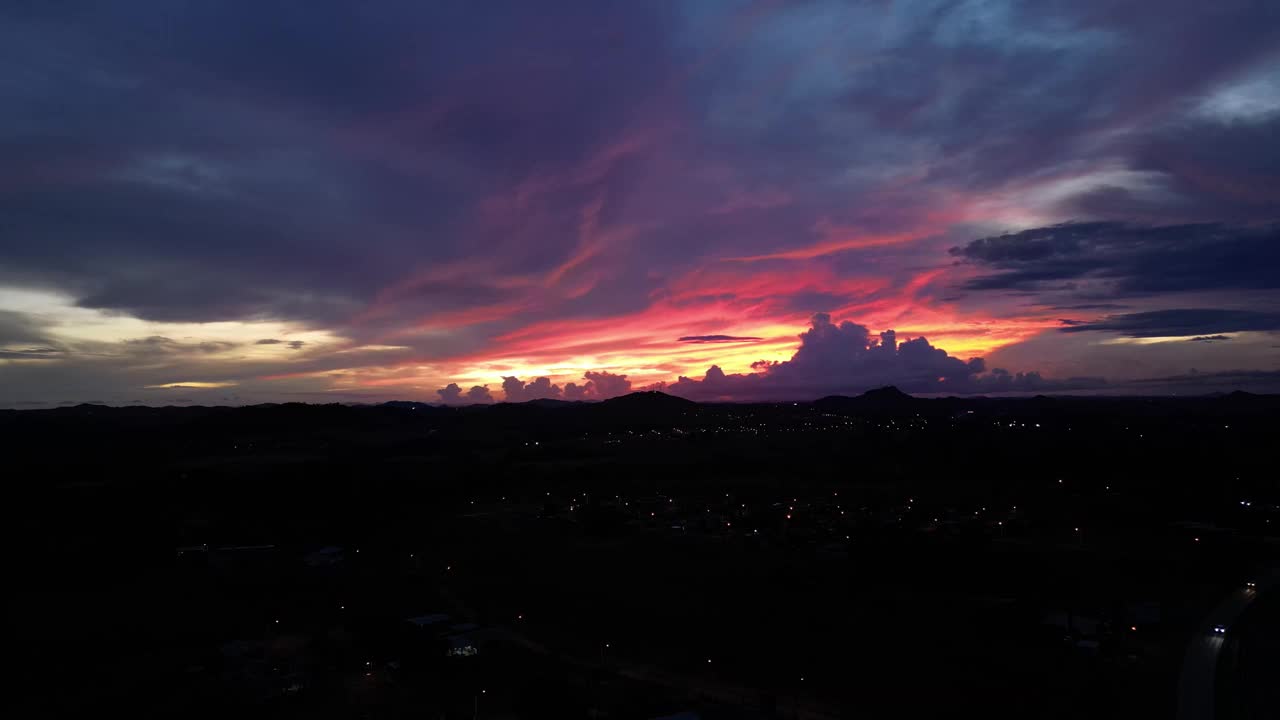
[491, 626, 843, 720]
[1176, 569, 1280, 720]
[441, 585, 842, 719]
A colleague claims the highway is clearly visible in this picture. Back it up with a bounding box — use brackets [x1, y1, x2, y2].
[493, 625, 844, 720]
[1176, 569, 1279, 720]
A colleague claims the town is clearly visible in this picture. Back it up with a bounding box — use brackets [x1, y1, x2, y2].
[7, 389, 1276, 718]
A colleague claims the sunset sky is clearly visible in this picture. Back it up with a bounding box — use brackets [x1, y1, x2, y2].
[2, 1, 1278, 406]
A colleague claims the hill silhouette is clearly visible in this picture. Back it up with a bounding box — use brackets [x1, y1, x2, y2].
[814, 385, 917, 413]
[599, 391, 696, 411]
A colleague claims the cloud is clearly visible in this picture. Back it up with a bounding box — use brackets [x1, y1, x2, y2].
[0, 1, 676, 332]
[0, 310, 53, 344]
[437, 382, 493, 405]
[1052, 303, 1130, 311]
[1189, 335, 1231, 343]
[564, 370, 632, 400]
[1128, 369, 1280, 393]
[437, 382, 463, 404]
[0, 346, 62, 360]
[974, 367, 1105, 393]
[124, 335, 179, 350]
[3, 2, 1280, 404]
[655, 313, 1092, 401]
[952, 222, 1280, 297]
[678, 335, 763, 344]
[116, 335, 241, 357]
[1057, 309, 1280, 337]
[767, 314, 984, 392]
[255, 338, 284, 345]
[501, 376, 562, 402]
[498, 371, 633, 402]
[145, 381, 237, 389]
[198, 341, 237, 353]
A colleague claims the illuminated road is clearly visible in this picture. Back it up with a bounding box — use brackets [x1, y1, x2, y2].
[492, 626, 842, 720]
[440, 586, 842, 719]
[1176, 570, 1278, 720]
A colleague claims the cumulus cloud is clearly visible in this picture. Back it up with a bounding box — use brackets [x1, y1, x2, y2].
[502, 371, 633, 402]
[501, 376, 562, 402]
[973, 368, 1104, 393]
[659, 313, 1092, 401]
[437, 382, 494, 404]
[564, 370, 633, 400]
[437, 383, 464, 404]
[770, 314, 984, 392]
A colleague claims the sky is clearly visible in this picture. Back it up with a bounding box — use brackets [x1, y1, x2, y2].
[2, 0, 1279, 407]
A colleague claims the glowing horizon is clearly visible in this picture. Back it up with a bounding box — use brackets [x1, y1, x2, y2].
[2, 2, 1278, 406]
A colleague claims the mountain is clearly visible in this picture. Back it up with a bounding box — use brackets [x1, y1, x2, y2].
[598, 391, 697, 411]
[521, 398, 580, 408]
[814, 385, 917, 413]
[859, 386, 916, 405]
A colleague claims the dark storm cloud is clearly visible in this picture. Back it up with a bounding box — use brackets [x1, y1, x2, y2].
[5, 0, 1274, 332]
[1058, 309, 1280, 338]
[717, 0, 1280, 218]
[1073, 112, 1280, 223]
[0, 1, 677, 329]
[1052, 304, 1130, 311]
[952, 222, 1280, 296]
[678, 335, 763, 344]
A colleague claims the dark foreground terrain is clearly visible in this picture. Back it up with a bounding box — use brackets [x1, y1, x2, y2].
[6, 389, 1278, 719]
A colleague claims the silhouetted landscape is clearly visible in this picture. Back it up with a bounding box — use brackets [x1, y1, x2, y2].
[8, 390, 1278, 718]
[7, 1, 1280, 716]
